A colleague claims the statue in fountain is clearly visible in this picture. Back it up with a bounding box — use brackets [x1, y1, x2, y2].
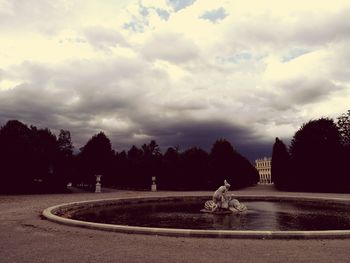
[201, 180, 247, 214]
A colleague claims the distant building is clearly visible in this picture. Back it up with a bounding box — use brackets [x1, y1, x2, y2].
[255, 157, 272, 184]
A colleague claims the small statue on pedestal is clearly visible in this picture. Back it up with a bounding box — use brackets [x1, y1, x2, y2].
[201, 180, 247, 214]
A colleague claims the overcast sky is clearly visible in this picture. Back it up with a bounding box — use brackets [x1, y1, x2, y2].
[1, 0, 350, 160]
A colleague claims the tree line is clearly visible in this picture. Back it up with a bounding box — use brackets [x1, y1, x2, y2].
[272, 110, 350, 192]
[0, 120, 259, 194]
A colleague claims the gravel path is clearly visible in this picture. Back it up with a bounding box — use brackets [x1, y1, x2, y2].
[1, 185, 350, 263]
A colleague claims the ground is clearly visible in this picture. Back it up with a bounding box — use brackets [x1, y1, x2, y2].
[0, 185, 349, 263]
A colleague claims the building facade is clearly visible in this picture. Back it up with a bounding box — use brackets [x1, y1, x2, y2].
[255, 157, 272, 184]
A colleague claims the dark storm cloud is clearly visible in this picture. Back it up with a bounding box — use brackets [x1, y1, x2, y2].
[51, 60, 155, 116]
[0, 84, 124, 151]
[0, 56, 272, 161]
[0, 82, 64, 128]
[0, 58, 167, 146]
[156, 121, 255, 150]
[109, 116, 272, 161]
[265, 78, 345, 111]
[281, 79, 340, 105]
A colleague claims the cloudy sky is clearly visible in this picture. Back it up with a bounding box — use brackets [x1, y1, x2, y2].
[1, 0, 350, 160]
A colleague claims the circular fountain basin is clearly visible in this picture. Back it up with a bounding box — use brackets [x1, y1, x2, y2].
[42, 195, 350, 239]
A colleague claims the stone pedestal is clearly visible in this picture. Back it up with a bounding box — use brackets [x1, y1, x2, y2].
[151, 183, 157, 192]
[95, 182, 101, 193]
[95, 175, 102, 193]
[151, 176, 157, 192]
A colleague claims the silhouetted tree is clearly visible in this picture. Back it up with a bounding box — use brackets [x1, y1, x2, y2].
[209, 139, 258, 189]
[58, 130, 74, 156]
[142, 140, 161, 158]
[210, 139, 236, 187]
[230, 150, 259, 188]
[0, 120, 32, 193]
[336, 110, 350, 190]
[77, 132, 113, 189]
[128, 145, 143, 160]
[271, 137, 291, 189]
[0, 120, 69, 193]
[125, 145, 144, 189]
[160, 147, 181, 189]
[113, 150, 128, 187]
[337, 109, 350, 148]
[289, 118, 343, 191]
[56, 130, 74, 185]
[30, 126, 61, 191]
[180, 147, 209, 190]
[138, 140, 162, 189]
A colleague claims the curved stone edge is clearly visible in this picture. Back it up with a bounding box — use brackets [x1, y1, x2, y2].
[42, 195, 350, 239]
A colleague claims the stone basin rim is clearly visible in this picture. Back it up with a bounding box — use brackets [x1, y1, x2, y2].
[42, 195, 350, 239]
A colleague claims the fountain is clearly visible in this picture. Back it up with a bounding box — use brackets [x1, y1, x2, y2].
[42, 182, 350, 239]
[201, 180, 247, 214]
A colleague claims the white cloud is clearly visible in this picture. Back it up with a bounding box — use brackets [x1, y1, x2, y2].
[141, 32, 199, 63]
[83, 26, 129, 51]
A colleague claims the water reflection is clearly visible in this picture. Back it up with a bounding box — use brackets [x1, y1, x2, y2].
[70, 200, 350, 231]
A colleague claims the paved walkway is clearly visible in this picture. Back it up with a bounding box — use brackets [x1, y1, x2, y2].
[1, 185, 350, 263]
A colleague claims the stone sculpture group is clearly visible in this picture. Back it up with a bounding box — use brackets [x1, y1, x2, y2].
[201, 180, 247, 214]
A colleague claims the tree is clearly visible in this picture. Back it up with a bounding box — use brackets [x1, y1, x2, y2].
[209, 139, 258, 189]
[0, 120, 68, 193]
[139, 140, 162, 189]
[289, 118, 343, 191]
[113, 150, 128, 188]
[56, 130, 74, 185]
[210, 139, 236, 187]
[0, 120, 32, 193]
[160, 147, 181, 189]
[271, 137, 290, 189]
[127, 145, 143, 161]
[163, 147, 180, 163]
[77, 132, 113, 188]
[336, 110, 350, 191]
[30, 127, 59, 183]
[58, 130, 74, 157]
[180, 147, 209, 190]
[141, 140, 161, 158]
[125, 145, 144, 188]
[337, 109, 350, 148]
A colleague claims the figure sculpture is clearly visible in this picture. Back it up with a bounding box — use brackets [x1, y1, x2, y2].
[201, 180, 247, 214]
